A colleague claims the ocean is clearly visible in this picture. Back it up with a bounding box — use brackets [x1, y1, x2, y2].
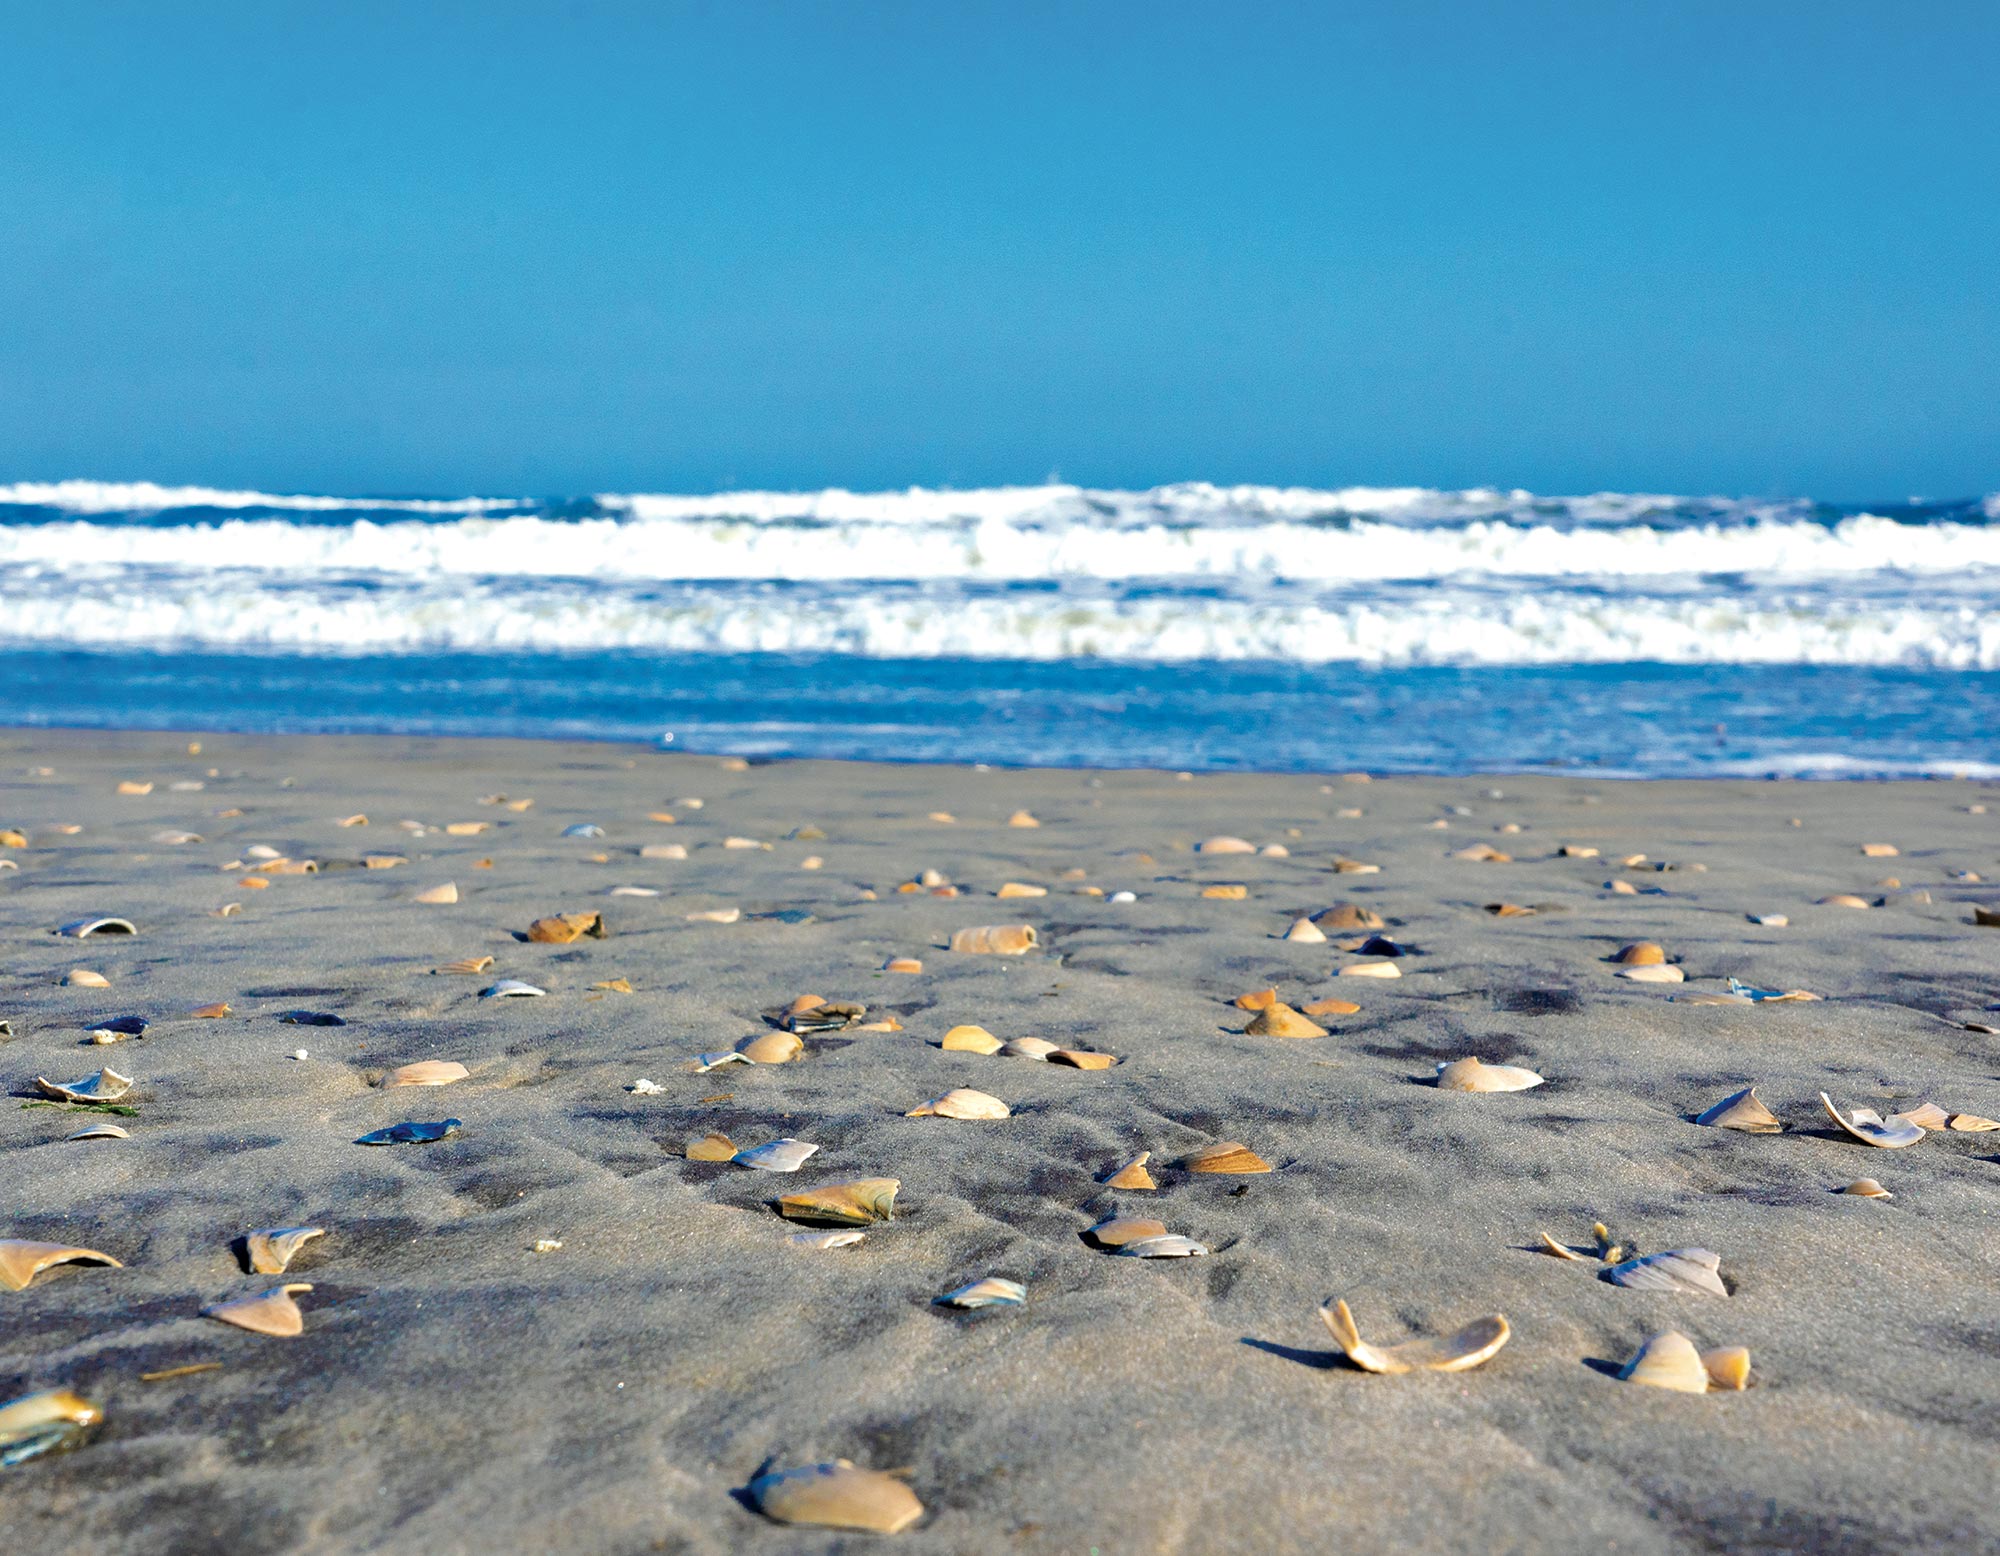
[2, 478, 1995, 777]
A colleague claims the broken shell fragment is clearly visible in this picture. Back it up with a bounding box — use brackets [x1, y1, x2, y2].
[1861, 842, 1899, 857]
[749, 1460, 924, 1535]
[1281, 916, 1327, 943]
[1619, 964, 1684, 983]
[67, 1123, 129, 1141]
[480, 979, 546, 998]
[906, 1087, 1010, 1119]
[526, 912, 608, 943]
[413, 882, 458, 904]
[1949, 1114, 2000, 1132]
[1838, 1178, 1893, 1199]
[733, 1138, 820, 1173]
[1088, 1216, 1170, 1247]
[1101, 1151, 1156, 1190]
[1820, 1093, 1926, 1149]
[0, 1388, 103, 1466]
[191, 1002, 231, 1018]
[1006, 809, 1040, 828]
[1116, 1235, 1210, 1258]
[737, 1032, 804, 1065]
[203, 1282, 313, 1338]
[1339, 961, 1401, 979]
[33, 1067, 135, 1104]
[790, 1229, 865, 1250]
[57, 918, 136, 939]
[356, 1119, 461, 1146]
[384, 1061, 469, 1088]
[1452, 843, 1511, 862]
[1180, 1142, 1272, 1174]
[935, 1276, 1026, 1309]
[0, 1240, 124, 1292]
[883, 957, 923, 974]
[1245, 1002, 1327, 1039]
[1049, 1048, 1117, 1069]
[1314, 903, 1385, 930]
[949, 924, 1038, 955]
[1605, 1248, 1728, 1297]
[1695, 1086, 1783, 1133]
[244, 1227, 325, 1275]
[1536, 1231, 1593, 1261]
[1319, 1299, 1511, 1374]
[686, 1132, 738, 1161]
[996, 882, 1046, 898]
[1201, 884, 1248, 899]
[940, 1024, 1004, 1054]
[1704, 1346, 1752, 1389]
[1892, 1102, 1949, 1131]
[435, 956, 494, 975]
[1301, 995, 1362, 1017]
[776, 1178, 900, 1226]
[1617, 1330, 1710, 1393]
[1435, 1057, 1544, 1093]
[1001, 1037, 1060, 1060]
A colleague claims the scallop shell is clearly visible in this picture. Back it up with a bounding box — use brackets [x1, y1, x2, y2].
[67, 1123, 129, 1142]
[0, 1387, 103, 1465]
[790, 1229, 866, 1250]
[949, 924, 1038, 955]
[413, 883, 458, 904]
[1301, 995, 1362, 1017]
[1282, 917, 1328, 943]
[1088, 1216, 1170, 1247]
[1001, 1037, 1060, 1060]
[1820, 1093, 1926, 1148]
[1116, 1235, 1210, 1258]
[57, 917, 136, 938]
[1605, 1248, 1728, 1296]
[1704, 1345, 1752, 1390]
[1101, 1151, 1156, 1190]
[62, 969, 110, 988]
[1181, 1142, 1271, 1174]
[906, 1087, 1010, 1119]
[1435, 1057, 1543, 1093]
[935, 1276, 1026, 1308]
[1694, 1086, 1783, 1133]
[203, 1282, 312, 1337]
[749, 1460, 923, 1534]
[1617, 1330, 1710, 1393]
[34, 1067, 134, 1104]
[480, 979, 546, 998]
[1614, 942, 1666, 965]
[526, 912, 607, 943]
[1245, 1003, 1328, 1039]
[686, 1132, 738, 1161]
[1318, 1298, 1511, 1374]
[776, 1178, 900, 1226]
[1839, 1177, 1892, 1198]
[1314, 903, 1385, 930]
[0, 1240, 124, 1292]
[244, 1226, 325, 1275]
[737, 1032, 804, 1065]
[733, 1138, 820, 1173]
[1049, 1048, 1118, 1070]
[384, 1060, 469, 1088]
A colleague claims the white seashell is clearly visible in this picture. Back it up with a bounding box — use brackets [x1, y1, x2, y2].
[413, 882, 458, 904]
[1000, 1037, 1060, 1060]
[608, 885, 659, 896]
[640, 843, 687, 859]
[1617, 1329, 1710, 1393]
[906, 1088, 1010, 1119]
[244, 1226, 325, 1275]
[628, 1078, 664, 1095]
[1619, 963, 1685, 983]
[1319, 1298, 1511, 1374]
[480, 979, 547, 998]
[1695, 1086, 1783, 1133]
[57, 917, 137, 938]
[1820, 1092, 1926, 1148]
[1115, 1234, 1210, 1258]
[693, 1051, 753, 1072]
[1197, 836, 1256, 854]
[790, 1229, 866, 1250]
[732, 1138, 820, 1173]
[749, 1460, 923, 1534]
[1839, 1178, 1892, 1198]
[1605, 1248, 1728, 1296]
[1748, 913, 1789, 926]
[67, 1123, 129, 1141]
[935, 1276, 1026, 1308]
[0, 1240, 123, 1291]
[1435, 1057, 1544, 1092]
[1339, 961, 1401, 979]
[1281, 917, 1327, 943]
[1109, 890, 1136, 903]
[34, 1067, 135, 1103]
[62, 969, 110, 988]
[562, 823, 606, 838]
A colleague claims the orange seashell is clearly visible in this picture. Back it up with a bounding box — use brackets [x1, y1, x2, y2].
[1232, 987, 1279, 1011]
[527, 912, 608, 943]
[1181, 1141, 1272, 1174]
[1201, 884, 1248, 900]
[949, 924, 1038, 955]
[1300, 995, 1361, 1017]
[191, 1002, 232, 1018]
[1101, 1152, 1156, 1190]
[203, 1283, 312, 1338]
[1245, 1003, 1327, 1039]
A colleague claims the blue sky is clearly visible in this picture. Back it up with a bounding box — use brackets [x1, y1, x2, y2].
[2, 1, 1994, 499]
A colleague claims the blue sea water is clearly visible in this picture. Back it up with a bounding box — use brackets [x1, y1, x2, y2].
[1, 479, 1995, 776]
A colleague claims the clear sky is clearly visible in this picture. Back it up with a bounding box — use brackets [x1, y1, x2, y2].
[2, 1, 1994, 500]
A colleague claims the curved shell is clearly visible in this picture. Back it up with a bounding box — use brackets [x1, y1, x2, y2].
[1087, 1216, 1169, 1247]
[789, 1229, 866, 1250]
[1301, 995, 1362, 1017]
[1818, 894, 1872, 908]
[1245, 1003, 1328, 1039]
[1703, 1345, 1752, 1390]
[1949, 1113, 2000, 1132]
[1892, 1102, 1949, 1131]
[940, 1024, 1004, 1054]
[1101, 1152, 1156, 1190]
[1197, 835, 1257, 854]
[1181, 1142, 1272, 1174]
[245, 1226, 325, 1275]
[1695, 1086, 1783, 1133]
[1319, 1298, 1511, 1374]
[883, 956, 924, 974]
[906, 1087, 1010, 1119]
[1436, 1057, 1544, 1093]
[203, 1282, 313, 1337]
[1838, 1177, 1892, 1198]
[996, 882, 1046, 899]
[527, 912, 607, 943]
[1614, 942, 1666, 965]
[1001, 1037, 1060, 1060]
[67, 1123, 129, 1142]
[733, 1138, 820, 1173]
[62, 969, 110, 988]
[384, 1060, 469, 1088]
[1049, 1049, 1118, 1070]
[57, 917, 136, 938]
[0, 1387, 103, 1466]
[1314, 903, 1385, 930]
[1605, 1248, 1728, 1297]
[1619, 964, 1684, 983]
[749, 1460, 924, 1534]
[1821, 1093, 1926, 1148]
[949, 924, 1038, 955]
[1281, 917, 1327, 943]
[686, 1132, 738, 1161]
[737, 1032, 804, 1065]
[34, 1068, 134, 1104]
[1618, 1330, 1709, 1393]
[1116, 1234, 1210, 1258]
[777, 1178, 900, 1226]
[480, 979, 546, 998]
[0, 1240, 124, 1292]
[935, 1276, 1026, 1309]
[1339, 961, 1401, 979]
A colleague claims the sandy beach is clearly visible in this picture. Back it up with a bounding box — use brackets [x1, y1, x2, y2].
[5, 726, 1999, 1554]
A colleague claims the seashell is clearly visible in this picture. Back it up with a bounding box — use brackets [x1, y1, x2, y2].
[996, 882, 1046, 898]
[1614, 942, 1666, 965]
[527, 912, 607, 943]
[62, 968, 111, 988]
[1695, 1086, 1782, 1133]
[1001, 1037, 1059, 1060]
[1949, 1113, 2000, 1132]
[1197, 836, 1257, 854]
[1116, 1235, 1209, 1257]
[1861, 842, 1899, 857]
[1974, 906, 2000, 928]
[692, 1051, 752, 1072]
[686, 1132, 738, 1161]
[790, 1229, 866, 1250]
[1485, 902, 1537, 917]
[562, 823, 606, 838]
[278, 1010, 344, 1027]
[0, 1386, 104, 1464]
[262, 858, 318, 875]
[191, 1002, 231, 1018]
[1748, 913, 1789, 926]
[355, 1118, 461, 1146]
[337, 813, 369, 826]
[203, 1282, 312, 1338]
[1245, 1003, 1328, 1039]
[414, 882, 458, 904]
[0, 1240, 123, 1291]
[737, 1032, 804, 1065]
[1338, 961, 1401, 979]
[1889, 1102, 1949, 1131]
[480, 979, 546, 998]
[1282, 917, 1327, 943]
[437, 956, 495, 975]
[444, 821, 488, 836]
[116, 780, 153, 795]
[628, 1078, 663, 1095]
[940, 1024, 1004, 1054]
[0, 828, 24, 848]
[592, 978, 634, 992]
[1087, 1215, 1169, 1246]
[1049, 1049, 1118, 1069]
[1201, 884, 1248, 899]
[1181, 1141, 1272, 1174]
[1557, 844, 1599, 858]
[641, 842, 687, 860]
[1452, 843, 1511, 862]
[1619, 964, 1685, 983]
[244, 1226, 325, 1275]
[1435, 1057, 1544, 1092]
[1537, 1231, 1594, 1261]
[1007, 810, 1040, 828]
[777, 1178, 900, 1226]
[935, 1276, 1026, 1308]
[1101, 1152, 1156, 1190]
[1319, 1298, 1510, 1374]
[245, 844, 284, 860]
[362, 854, 408, 869]
[1108, 890, 1136, 902]
[384, 1060, 469, 1088]
[950, 924, 1038, 955]
[1838, 1177, 1892, 1198]
[884, 957, 923, 974]
[238, 876, 271, 889]
[722, 836, 765, 850]
[685, 907, 742, 923]
[67, 1123, 128, 1141]
[57, 917, 136, 938]
[1330, 857, 1381, 874]
[1704, 1345, 1752, 1390]
[608, 885, 657, 897]
[733, 1138, 820, 1173]
[749, 1460, 923, 1535]
[906, 1087, 1010, 1119]
[1301, 995, 1362, 1017]
[1233, 987, 1279, 1010]
[1608, 878, 1639, 895]
[1605, 1248, 1728, 1296]
[34, 1067, 134, 1104]
[1617, 1330, 1709, 1393]
[1820, 1093, 1925, 1148]
[1818, 894, 1871, 908]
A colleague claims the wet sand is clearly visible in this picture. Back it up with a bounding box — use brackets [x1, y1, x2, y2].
[4, 728, 1999, 1554]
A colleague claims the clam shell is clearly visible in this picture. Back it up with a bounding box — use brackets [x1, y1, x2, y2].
[480, 979, 546, 998]
[67, 1123, 129, 1142]
[1839, 1177, 1892, 1198]
[1197, 836, 1257, 854]
[906, 1087, 1010, 1119]
[776, 1178, 900, 1226]
[1605, 1248, 1728, 1297]
[414, 883, 458, 904]
[733, 1138, 820, 1173]
[996, 882, 1046, 898]
[1001, 1037, 1060, 1060]
[1301, 995, 1362, 1017]
[1181, 1141, 1271, 1174]
[1116, 1234, 1209, 1257]
[1435, 1057, 1544, 1092]
[526, 912, 607, 943]
[1282, 916, 1327, 943]
[1818, 894, 1872, 908]
[1949, 1114, 2000, 1132]
[737, 1032, 804, 1065]
[1088, 1216, 1170, 1247]
[1694, 1086, 1783, 1133]
[384, 1060, 469, 1088]
[1614, 942, 1666, 965]
[1101, 1151, 1156, 1190]
[940, 1024, 1004, 1054]
[1319, 1298, 1511, 1374]
[1891, 1102, 1950, 1131]
[1339, 961, 1401, 979]
[1704, 1345, 1752, 1390]
[57, 917, 136, 938]
[0, 1240, 123, 1292]
[1314, 903, 1385, 930]
[1049, 1048, 1117, 1069]
[949, 924, 1038, 955]
[34, 1067, 134, 1104]
[790, 1229, 865, 1250]
[244, 1226, 325, 1275]
[749, 1460, 923, 1534]
[935, 1276, 1026, 1308]
[1618, 1329, 1709, 1393]
[62, 969, 110, 988]
[1821, 1092, 1926, 1148]
[0, 1388, 103, 1465]
[1619, 963, 1684, 983]
[203, 1282, 312, 1338]
[1245, 1003, 1327, 1039]
[686, 1132, 738, 1161]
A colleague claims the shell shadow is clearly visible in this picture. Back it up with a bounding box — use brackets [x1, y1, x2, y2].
[1581, 1357, 1623, 1379]
[1240, 1336, 1340, 1371]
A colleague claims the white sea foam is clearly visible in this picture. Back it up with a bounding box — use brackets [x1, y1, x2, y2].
[0, 479, 527, 515]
